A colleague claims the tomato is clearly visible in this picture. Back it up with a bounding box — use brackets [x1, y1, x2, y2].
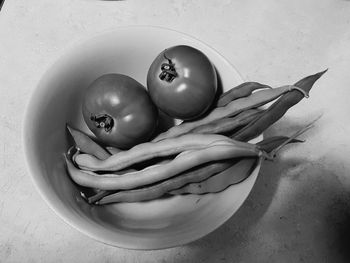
[82, 74, 158, 149]
[147, 45, 218, 120]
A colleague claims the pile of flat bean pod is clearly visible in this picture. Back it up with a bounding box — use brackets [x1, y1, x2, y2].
[64, 70, 326, 205]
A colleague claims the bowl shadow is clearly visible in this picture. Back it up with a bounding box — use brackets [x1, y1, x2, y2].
[180, 116, 319, 260]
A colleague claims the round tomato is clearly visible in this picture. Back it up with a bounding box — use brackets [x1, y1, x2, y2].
[82, 74, 158, 149]
[147, 45, 217, 120]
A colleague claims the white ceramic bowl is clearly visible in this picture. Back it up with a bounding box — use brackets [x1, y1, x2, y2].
[23, 26, 261, 250]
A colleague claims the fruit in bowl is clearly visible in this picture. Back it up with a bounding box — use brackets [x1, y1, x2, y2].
[82, 73, 159, 149]
[147, 45, 218, 120]
[23, 26, 326, 250]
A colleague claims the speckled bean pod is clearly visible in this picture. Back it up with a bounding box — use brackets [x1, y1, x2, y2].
[169, 158, 259, 195]
[66, 125, 111, 160]
[152, 85, 296, 142]
[73, 133, 255, 172]
[65, 143, 263, 190]
[96, 161, 233, 204]
[216, 82, 272, 107]
[190, 109, 264, 134]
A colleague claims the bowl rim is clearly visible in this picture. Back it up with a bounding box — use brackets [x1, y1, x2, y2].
[22, 25, 256, 250]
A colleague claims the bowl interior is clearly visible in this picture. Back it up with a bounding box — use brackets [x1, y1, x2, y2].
[23, 26, 260, 249]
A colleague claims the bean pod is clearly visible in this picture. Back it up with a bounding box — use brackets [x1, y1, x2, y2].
[169, 136, 303, 195]
[152, 85, 298, 142]
[74, 133, 256, 172]
[65, 143, 264, 190]
[96, 161, 233, 204]
[93, 136, 302, 204]
[232, 70, 327, 141]
[190, 109, 264, 135]
[216, 82, 272, 107]
[66, 125, 111, 160]
[169, 157, 259, 195]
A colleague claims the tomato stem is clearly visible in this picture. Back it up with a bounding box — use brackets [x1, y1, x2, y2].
[90, 114, 114, 133]
[159, 53, 177, 82]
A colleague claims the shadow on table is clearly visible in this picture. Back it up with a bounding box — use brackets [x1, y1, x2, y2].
[182, 116, 350, 262]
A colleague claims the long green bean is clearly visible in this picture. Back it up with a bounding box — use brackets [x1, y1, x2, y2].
[74, 133, 256, 172]
[94, 136, 302, 204]
[65, 143, 264, 190]
[232, 70, 327, 141]
[66, 124, 111, 160]
[96, 161, 233, 204]
[216, 82, 272, 107]
[169, 135, 304, 196]
[190, 109, 264, 134]
[152, 85, 298, 142]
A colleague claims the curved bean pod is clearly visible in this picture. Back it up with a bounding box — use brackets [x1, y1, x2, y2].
[66, 124, 111, 160]
[152, 85, 296, 142]
[96, 161, 233, 204]
[86, 168, 138, 204]
[74, 133, 256, 172]
[94, 136, 301, 204]
[169, 157, 259, 195]
[169, 134, 304, 196]
[232, 70, 327, 141]
[65, 143, 263, 190]
[190, 109, 264, 134]
[216, 82, 272, 107]
[87, 190, 112, 204]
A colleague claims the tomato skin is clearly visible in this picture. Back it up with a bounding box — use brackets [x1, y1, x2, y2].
[147, 45, 217, 120]
[82, 74, 158, 149]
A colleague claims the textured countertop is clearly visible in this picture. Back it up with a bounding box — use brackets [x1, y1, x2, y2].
[1, 0, 350, 262]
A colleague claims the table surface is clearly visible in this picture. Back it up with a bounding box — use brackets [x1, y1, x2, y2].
[1, 0, 350, 262]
